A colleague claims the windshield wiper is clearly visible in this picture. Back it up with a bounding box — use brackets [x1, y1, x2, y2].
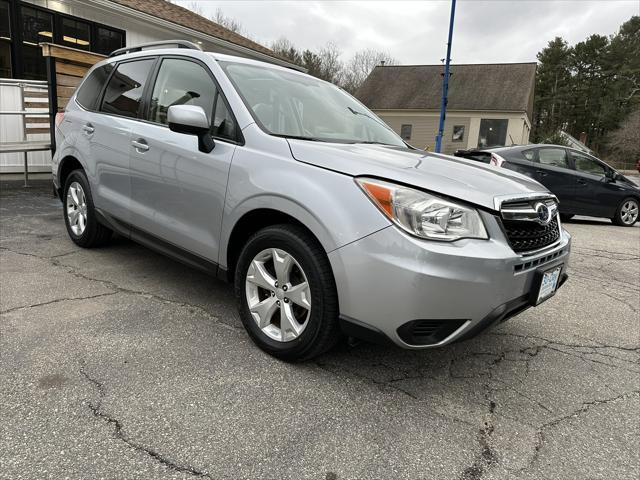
[355, 141, 395, 146]
[347, 107, 390, 128]
[272, 134, 325, 142]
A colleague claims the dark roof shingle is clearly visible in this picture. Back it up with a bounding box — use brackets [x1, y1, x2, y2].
[110, 0, 285, 62]
[356, 63, 536, 116]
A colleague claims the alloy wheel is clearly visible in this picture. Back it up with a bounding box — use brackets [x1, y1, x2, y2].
[621, 200, 638, 225]
[245, 248, 312, 342]
[66, 181, 88, 236]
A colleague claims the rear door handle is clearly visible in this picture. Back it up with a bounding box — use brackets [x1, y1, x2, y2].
[536, 169, 548, 177]
[82, 124, 94, 134]
[131, 139, 149, 152]
[577, 179, 587, 185]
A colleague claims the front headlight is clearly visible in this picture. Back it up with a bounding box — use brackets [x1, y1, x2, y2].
[356, 177, 488, 241]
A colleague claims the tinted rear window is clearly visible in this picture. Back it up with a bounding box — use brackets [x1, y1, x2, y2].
[101, 59, 154, 118]
[76, 63, 113, 110]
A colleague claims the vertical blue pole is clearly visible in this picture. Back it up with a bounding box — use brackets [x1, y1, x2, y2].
[435, 0, 456, 153]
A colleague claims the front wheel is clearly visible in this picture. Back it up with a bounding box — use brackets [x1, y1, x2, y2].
[612, 198, 639, 227]
[234, 225, 340, 361]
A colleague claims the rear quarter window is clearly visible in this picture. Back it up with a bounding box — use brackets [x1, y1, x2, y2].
[76, 63, 114, 110]
[522, 149, 536, 161]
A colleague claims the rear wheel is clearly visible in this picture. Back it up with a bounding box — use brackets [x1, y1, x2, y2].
[63, 169, 112, 247]
[612, 198, 639, 227]
[234, 225, 340, 361]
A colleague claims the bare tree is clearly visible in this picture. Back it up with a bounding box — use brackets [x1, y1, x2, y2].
[271, 39, 343, 83]
[340, 49, 398, 93]
[186, 1, 204, 16]
[271, 37, 302, 65]
[317, 42, 343, 84]
[213, 7, 243, 34]
[272, 39, 397, 90]
[608, 109, 640, 168]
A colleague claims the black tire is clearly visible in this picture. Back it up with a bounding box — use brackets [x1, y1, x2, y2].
[63, 169, 112, 247]
[560, 213, 574, 223]
[234, 224, 340, 361]
[611, 197, 639, 227]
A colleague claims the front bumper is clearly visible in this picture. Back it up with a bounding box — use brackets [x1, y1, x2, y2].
[328, 213, 571, 349]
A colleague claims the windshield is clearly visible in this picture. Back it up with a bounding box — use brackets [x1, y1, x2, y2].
[220, 61, 405, 146]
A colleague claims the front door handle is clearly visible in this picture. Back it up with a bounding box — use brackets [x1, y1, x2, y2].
[82, 124, 94, 134]
[536, 169, 548, 177]
[131, 139, 149, 152]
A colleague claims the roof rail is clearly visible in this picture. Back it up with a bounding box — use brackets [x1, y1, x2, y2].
[109, 40, 203, 57]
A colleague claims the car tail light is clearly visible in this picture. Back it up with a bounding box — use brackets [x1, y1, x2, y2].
[490, 153, 506, 167]
[55, 112, 65, 128]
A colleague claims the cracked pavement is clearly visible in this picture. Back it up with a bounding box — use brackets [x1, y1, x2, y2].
[1, 180, 638, 479]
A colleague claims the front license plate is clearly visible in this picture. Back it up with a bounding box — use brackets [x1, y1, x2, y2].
[536, 265, 562, 304]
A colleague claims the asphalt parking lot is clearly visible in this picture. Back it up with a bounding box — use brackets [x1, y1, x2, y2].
[1, 180, 638, 480]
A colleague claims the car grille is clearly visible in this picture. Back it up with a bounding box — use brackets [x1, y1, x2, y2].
[502, 217, 560, 253]
[499, 197, 561, 254]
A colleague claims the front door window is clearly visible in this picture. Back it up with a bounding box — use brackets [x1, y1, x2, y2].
[148, 58, 237, 141]
[571, 151, 606, 177]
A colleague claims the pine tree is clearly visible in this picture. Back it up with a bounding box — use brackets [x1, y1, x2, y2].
[533, 37, 572, 141]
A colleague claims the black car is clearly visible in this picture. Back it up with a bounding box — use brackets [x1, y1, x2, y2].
[455, 145, 640, 227]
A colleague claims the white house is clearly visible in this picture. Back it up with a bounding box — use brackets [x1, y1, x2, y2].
[0, 0, 298, 173]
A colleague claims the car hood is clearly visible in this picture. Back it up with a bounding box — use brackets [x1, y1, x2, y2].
[287, 141, 548, 211]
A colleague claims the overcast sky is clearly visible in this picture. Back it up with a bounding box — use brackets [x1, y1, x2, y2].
[177, 0, 639, 65]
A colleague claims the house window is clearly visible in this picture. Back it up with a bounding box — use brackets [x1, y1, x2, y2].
[452, 125, 464, 142]
[0, 1, 9, 38]
[0, 42, 10, 77]
[21, 44, 48, 80]
[0, 0, 11, 78]
[20, 5, 54, 79]
[21, 6, 53, 44]
[400, 124, 412, 141]
[478, 119, 508, 148]
[95, 27, 124, 56]
[60, 17, 91, 50]
[3, 3, 126, 80]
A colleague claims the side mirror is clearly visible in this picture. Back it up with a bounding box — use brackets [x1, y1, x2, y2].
[167, 105, 214, 153]
[605, 170, 619, 182]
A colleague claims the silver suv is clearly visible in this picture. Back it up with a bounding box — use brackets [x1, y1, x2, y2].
[52, 41, 571, 360]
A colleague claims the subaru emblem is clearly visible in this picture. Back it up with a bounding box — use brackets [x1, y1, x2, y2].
[534, 202, 552, 225]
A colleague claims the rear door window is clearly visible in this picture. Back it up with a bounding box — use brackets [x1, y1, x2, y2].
[100, 59, 155, 118]
[536, 148, 569, 169]
[76, 63, 114, 110]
